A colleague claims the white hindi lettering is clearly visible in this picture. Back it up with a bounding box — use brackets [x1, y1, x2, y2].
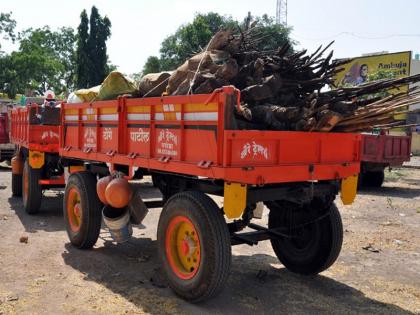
[130, 128, 150, 143]
[240, 141, 268, 160]
[103, 128, 112, 141]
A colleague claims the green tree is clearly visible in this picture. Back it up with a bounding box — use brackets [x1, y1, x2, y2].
[142, 56, 161, 75]
[17, 26, 77, 92]
[143, 12, 294, 73]
[75, 6, 111, 88]
[0, 54, 18, 97]
[0, 12, 16, 47]
[88, 6, 110, 85]
[88, 6, 111, 86]
[0, 26, 77, 98]
[159, 12, 235, 70]
[75, 10, 90, 88]
[245, 14, 294, 51]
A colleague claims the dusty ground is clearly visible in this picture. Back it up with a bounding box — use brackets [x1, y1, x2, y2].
[0, 166, 419, 315]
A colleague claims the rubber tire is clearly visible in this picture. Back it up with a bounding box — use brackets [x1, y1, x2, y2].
[157, 191, 231, 302]
[64, 171, 102, 249]
[362, 171, 385, 188]
[266, 201, 343, 275]
[22, 161, 42, 214]
[12, 173, 22, 197]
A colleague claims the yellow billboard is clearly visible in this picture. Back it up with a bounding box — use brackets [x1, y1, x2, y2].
[335, 51, 411, 90]
[335, 51, 411, 122]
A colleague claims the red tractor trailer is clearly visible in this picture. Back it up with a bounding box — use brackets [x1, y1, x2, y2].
[359, 131, 411, 187]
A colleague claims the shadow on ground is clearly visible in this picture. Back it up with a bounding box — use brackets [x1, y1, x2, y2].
[62, 238, 412, 315]
[7, 191, 65, 233]
[7, 180, 162, 234]
[358, 185, 420, 199]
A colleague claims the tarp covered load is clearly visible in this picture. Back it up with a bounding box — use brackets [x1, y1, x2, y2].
[69, 71, 136, 103]
[73, 85, 100, 102]
[97, 71, 136, 100]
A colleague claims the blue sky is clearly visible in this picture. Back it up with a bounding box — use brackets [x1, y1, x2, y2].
[1, 0, 419, 74]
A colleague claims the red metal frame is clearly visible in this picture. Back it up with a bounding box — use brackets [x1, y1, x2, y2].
[59, 87, 361, 185]
[38, 177, 65, 186]
[0, 113, 10, 144]
[10, 105, 60, 153]
[361, 133, 411, 167]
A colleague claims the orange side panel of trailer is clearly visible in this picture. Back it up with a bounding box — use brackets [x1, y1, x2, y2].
[59, 87, 361, 185]
[361, 133, 411, 166]
[10, 105, 60, 153]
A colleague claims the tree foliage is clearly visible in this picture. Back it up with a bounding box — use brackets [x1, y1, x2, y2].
[76, 10, 90, 88]
[0, 12, 16, 46]
[0, 7, 113, 99]
[245, 14, 294, 51]
[0, 26, 77, 98]
[158, 12, 235, 71]
[142, 12, 294, 75]
[142, 56, 161, 75]
[76, 6, 112, 88]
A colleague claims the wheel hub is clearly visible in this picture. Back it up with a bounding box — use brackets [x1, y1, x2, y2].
[165, 216, 201, 280]
[67, 188, 82, 233]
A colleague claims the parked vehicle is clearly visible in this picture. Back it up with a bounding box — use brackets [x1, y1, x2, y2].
[10, 104, 64, 214]
[11, 87, 361, 301]
[359, 131, 411, 187]
[0, 111, 15, 162]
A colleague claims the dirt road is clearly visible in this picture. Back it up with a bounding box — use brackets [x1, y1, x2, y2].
[0, 167, 419, 314]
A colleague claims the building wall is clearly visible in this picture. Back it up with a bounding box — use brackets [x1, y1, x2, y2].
[410, 59, 420, 111]
[409, 58, 420, 155]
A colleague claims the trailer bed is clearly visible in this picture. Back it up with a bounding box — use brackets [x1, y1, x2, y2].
[361, 133, 411, 166]
[60, 87, 361, 184]
[11, 105, 60, 152]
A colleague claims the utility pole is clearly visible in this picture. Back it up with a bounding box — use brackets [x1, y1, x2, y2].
[276, 0, 287, 26]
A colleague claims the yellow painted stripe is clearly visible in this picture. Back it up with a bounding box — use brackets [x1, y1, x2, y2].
[163, 112, 177, 120]
[85, 114, 97, 120]
[127, 105, 151, 113]
[82, 108, 97, 114]
[99, 107, 118, 114]
[184, 103, 218, 112]
[155, 104, 163, 113]
[154, 103, 218, 114]
[65, 109, 78, 115]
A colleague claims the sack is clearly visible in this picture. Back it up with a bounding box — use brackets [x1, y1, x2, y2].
[97, 71, 136, 101]
[138, 72, 171, 97]
[74, 85, 101, 102]
[66, 92, 83, 104]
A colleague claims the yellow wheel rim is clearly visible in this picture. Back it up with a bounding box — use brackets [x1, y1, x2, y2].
[67, 187, 82, 232]
[165, 216, 201, 280]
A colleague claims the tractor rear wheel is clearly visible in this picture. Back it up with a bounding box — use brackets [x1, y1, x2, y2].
[362, 170, 385, 188]
[12, 173, 22, 197]
[157, 191, 231, 302]
[266, 200, 343, 275]
[64, 171, 102, 249]
[22, 161, 42, 214]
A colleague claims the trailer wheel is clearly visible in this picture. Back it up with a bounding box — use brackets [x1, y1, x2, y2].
[362, 170, 385, 188]
[64, 171, 102, 249]
[157, 191, 231, 302]
[266, 201, 343, 275]
[22, 161, 42, 214]
[12, 173, 22, 197]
